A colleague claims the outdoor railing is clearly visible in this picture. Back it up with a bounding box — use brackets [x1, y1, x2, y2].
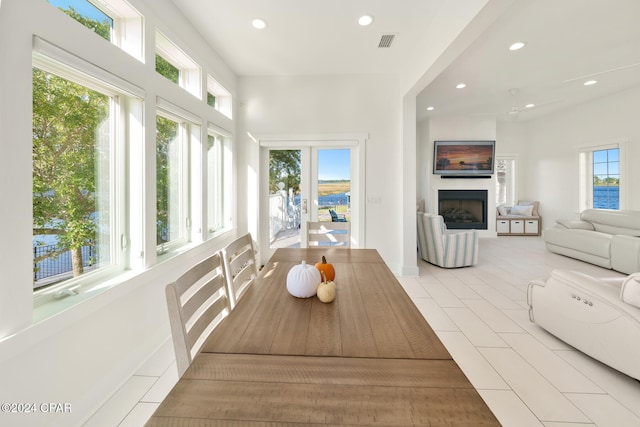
[33, 243, 96, 285]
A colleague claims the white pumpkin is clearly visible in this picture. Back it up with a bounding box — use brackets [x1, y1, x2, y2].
[286, 261, 321, 298]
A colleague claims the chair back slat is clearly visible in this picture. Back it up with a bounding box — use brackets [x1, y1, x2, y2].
[165, 252, 230, 377]
[181, 272, 226, 321]
[186, 293, 229, 350]
[221, 233, 258, 308]
[307, 221, 351, 247]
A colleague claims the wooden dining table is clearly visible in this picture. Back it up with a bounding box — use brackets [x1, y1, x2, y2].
[147, 248, 499, 426]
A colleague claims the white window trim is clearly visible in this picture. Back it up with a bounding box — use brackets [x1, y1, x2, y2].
[155, 106, 196, 256]
[32, 54, 131, 306]
[156, 30, 202, 99]
[207, 75, 233, 119]
[206, 125, 233, 236]
[495, 154, 518, 207]
[33, 36, 144, 99]
[89, 0, 144, 62]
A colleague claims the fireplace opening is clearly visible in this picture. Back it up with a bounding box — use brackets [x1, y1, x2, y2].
[438, 190, 488, 230]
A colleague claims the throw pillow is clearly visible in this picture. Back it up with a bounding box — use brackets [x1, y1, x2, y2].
[621, 273, 640, 308]
[497, 205, 508, 216]
[517, 200, 539, 217]
[510, 205, 533, 216]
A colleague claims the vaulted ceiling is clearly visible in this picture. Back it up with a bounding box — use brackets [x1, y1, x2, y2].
[171, 0, 640, 123]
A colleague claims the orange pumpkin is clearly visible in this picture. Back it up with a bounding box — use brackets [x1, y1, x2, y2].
[315, 255, 335, 281]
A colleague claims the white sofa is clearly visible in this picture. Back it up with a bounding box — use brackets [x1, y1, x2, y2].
[528, 270, 640, 380]
[544, 209, 640, 274]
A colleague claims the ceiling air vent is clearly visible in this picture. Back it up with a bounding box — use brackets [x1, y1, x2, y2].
[378, 33, 396, 48]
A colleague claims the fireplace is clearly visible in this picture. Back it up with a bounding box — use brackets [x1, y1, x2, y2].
[438, 190, 488, 230]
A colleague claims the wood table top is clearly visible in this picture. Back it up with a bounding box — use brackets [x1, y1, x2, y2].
[201, 248, 450, 359]
[148, 353, 499, 426]
[147, 248, 499, 426]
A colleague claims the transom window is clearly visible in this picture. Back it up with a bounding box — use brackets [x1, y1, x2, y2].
[47, 0, 144, 61]
[156, 30, 202, 99]
[207, 75, 232, 118]
[48, 0, 113, 41]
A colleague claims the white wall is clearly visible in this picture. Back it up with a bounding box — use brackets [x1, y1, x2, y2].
[237, 74, 406, 272]
[508, 86, 640, 228]
[0, 0, 238, 425]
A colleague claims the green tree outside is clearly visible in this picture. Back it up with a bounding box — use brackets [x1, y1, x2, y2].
[32, 7, 112, 282]
[269, 150, 301, 194]
[32, 68, 109, 278]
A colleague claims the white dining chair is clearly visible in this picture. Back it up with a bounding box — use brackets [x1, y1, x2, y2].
[307, 221, 351, 248]
[165, 252, 230, 377]
[221, 233, 258, 309]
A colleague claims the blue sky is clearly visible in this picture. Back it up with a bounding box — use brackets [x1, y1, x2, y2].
[48, 0, 110, 21]
[318, 149, 350, 181]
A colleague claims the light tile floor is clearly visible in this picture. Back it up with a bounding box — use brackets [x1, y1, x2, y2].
[85, 236, 640, 426]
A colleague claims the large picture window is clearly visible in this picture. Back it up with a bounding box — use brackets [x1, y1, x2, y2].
[32, 67, 116, 291]
[207, 129, 232, 235]
[156, 115, 185, 250]
[593, 148, 619, 209]
[579, 142, 626, 211]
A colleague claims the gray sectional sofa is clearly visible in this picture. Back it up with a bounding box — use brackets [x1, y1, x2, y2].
[544, 209, 640, 274]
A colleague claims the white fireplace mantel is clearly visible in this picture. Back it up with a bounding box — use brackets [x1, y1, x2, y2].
[430, 176, 497, 237]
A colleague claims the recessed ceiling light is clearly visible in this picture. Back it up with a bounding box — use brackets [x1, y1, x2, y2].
[584, 80, 597, 86]
[456, 83, 466, 89]
[358, 14, 374, 26]
[525, 103, 535, 108]
[509, 41, 526, 51]
[251, 18, 267, 29]
[426, 106, 434, 111]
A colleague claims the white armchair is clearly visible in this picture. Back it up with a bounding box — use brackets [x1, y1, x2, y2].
[417, 212, 479, 268]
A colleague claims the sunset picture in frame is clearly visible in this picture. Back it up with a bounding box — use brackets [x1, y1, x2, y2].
[433, 140, 495, 176]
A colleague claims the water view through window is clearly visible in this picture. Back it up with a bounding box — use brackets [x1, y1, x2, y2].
[593, 148, 619, 209]
[269, 148, 351, 249]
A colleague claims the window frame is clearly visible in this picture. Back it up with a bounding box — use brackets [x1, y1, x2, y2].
[207, 75, 232, 118]
[48, 0, 144, 62]
[206, 124, 233, 236]
[156, 30, 202, 99]
[579, 140, 627, 211]
[495, 155, 518, 207]
[32, 45, 138, 305]
[155, 103, 200, 256]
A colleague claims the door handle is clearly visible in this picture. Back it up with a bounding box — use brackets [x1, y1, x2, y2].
[302, 199, 308, 214]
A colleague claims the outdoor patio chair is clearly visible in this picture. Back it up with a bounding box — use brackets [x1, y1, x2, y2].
[329, 209, 347, 222]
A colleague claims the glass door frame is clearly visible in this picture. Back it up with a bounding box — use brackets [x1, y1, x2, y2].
[256, 133, 367, 264]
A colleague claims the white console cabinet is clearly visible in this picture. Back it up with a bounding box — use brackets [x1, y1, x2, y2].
[496, 217, 540, 236]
